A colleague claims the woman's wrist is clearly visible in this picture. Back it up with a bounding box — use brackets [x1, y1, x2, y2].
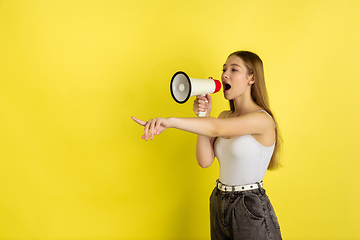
[167, 117, 175, 128]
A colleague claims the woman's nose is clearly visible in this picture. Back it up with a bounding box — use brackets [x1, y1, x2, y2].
[222, 71, 229, 79]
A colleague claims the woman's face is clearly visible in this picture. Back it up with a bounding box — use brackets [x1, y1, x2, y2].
[221, 55, 254, 100]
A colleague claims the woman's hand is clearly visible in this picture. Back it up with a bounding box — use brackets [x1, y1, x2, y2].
[131, 116, 171, 141]
[193, 94, 212, 117]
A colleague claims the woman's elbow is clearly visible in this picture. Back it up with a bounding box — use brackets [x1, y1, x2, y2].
[197, 158, 214, 168]
[209, 121, 222, 137]
[198, 162, 211, 168]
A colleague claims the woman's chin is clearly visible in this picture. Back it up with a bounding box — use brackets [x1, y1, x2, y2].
[223, 92, 231, 100]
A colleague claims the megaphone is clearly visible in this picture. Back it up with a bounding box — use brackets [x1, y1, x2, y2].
[170, 71, 221, 117]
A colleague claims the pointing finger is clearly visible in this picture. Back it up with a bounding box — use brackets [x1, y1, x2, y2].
[131, 116, 147, 126]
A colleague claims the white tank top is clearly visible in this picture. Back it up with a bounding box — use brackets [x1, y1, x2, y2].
[214, 110, 275, 186]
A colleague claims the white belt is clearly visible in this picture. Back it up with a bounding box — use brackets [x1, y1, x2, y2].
[216, 180, 263, 192]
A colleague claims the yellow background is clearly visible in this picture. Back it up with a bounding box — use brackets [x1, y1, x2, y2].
[1, 0, 359, 239]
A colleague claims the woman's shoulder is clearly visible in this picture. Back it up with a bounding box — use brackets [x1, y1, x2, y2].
[248, 109, 275, 128]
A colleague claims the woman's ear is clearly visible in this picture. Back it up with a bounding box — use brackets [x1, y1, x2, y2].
[248, 74, 255, 86]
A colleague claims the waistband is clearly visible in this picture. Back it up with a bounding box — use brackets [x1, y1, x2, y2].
[216, 179, 263, 192]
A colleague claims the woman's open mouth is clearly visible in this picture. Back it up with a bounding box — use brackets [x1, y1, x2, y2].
[224, 83, 231, 91]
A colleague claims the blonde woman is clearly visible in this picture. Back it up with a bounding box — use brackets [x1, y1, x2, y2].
[132, 51, 282, 240]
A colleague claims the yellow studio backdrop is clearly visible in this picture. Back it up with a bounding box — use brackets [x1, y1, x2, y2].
[0, 0, 359, 239]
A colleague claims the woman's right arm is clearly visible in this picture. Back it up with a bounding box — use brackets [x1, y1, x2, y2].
[193, 94, 226, 168]
[196, 135, 216, 168]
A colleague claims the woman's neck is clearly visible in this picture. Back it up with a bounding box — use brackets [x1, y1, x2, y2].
[232, 94, 261, 116]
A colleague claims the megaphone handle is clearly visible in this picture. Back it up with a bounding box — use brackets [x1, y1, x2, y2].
[198, 94, 207, 117]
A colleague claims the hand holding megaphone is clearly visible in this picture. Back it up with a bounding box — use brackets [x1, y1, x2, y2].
[193, 94, 212, 117]
[170, 71, 221, 117]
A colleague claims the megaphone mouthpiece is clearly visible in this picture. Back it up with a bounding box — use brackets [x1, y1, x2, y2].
[209, 77, 222, 94]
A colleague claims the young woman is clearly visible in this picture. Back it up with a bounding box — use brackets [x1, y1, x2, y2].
[132, 51, 282, 240]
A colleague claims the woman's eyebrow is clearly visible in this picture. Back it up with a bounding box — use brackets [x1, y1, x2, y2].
[223, 63, 242, 67]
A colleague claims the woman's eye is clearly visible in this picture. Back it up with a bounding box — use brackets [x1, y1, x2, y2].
[231, 68, 237, 72]
[222, 69, 226, 72]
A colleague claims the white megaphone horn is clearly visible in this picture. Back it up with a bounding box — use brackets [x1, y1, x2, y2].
[170, 71, 221, 117]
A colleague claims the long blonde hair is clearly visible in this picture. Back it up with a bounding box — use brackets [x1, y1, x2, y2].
[229, 51, 282, 170]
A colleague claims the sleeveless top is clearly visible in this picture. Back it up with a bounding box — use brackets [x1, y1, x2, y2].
[214, 110, 275, 186]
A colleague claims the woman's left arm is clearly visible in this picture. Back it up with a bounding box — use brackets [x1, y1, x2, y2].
[169, 113, 271, 137]
[132, 112, 272, 140]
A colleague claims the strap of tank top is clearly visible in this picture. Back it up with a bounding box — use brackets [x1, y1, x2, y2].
[258, 110, 276, 128]
[225, 111, 233, 118]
